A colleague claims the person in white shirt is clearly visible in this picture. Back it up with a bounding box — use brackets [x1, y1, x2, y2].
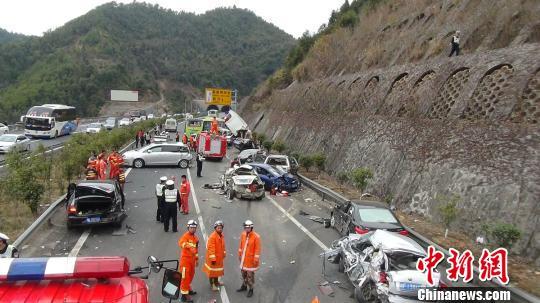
[449, 30, 460, 57]
[0, 233, 18, 258]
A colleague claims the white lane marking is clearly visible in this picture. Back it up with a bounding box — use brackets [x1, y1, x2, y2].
[267, 196, 329, 251]
[69, 230, 90, 257]
[68, 167, 132, 257]
[186, 169, 231, 303]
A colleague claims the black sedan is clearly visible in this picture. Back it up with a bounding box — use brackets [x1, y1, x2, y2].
[65, 180, 126, 228]
[326, 200, 408, 236]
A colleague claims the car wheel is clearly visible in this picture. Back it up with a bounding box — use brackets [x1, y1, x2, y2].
[178, 159, 189, 169]
[227, 188, 235, 200]
[330, 213, 336, 228]
[133, 159, 145, 168]
[338, 254, 345, 273]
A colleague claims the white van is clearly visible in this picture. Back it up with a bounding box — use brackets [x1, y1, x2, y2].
[164, 118, 177, 132]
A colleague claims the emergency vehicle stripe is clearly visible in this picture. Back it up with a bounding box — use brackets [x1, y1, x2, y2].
[44, 257, 76, 277]
[7, 258, 47, 280]
[0, 258, 14, 279]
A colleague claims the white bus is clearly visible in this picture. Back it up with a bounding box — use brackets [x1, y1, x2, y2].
[23, 104, 77, 138]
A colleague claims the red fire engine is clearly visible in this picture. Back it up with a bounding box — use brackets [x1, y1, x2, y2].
[197, 131, 227, 160]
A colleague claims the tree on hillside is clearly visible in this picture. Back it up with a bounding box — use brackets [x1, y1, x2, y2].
[350, 167, 373, 193]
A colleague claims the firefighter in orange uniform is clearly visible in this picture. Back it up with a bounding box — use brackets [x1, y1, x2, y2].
[182, 133, 188, 144]
[107, 149, 121, 180]
[237, 220, 261, 298]
[179, 174, 190, 214]
[203, 220, 226, 291]
[178, 220, 199, 303]
[210, 117, 219, 135]
[97, 153, 107, 180]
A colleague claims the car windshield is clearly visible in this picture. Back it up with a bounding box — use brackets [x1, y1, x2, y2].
[358, 208, 398, 223]
[0, 135, 17, 142]
[274, 166, 288, 175]
[265, 166, 282, 176]
[89, 123, 101, 128]
[267, 157, 287, 166]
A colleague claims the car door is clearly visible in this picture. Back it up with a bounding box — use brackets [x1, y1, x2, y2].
[161, 145, 179, 165]
[144, 146, 163, 165]
[16, 135, 28, 151]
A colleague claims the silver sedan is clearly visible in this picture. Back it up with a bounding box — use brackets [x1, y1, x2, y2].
[0, 134, 31, 153]
[122, 143, 193, 168]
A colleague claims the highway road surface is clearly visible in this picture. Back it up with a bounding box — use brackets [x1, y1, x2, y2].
[22, 129, 355, 303]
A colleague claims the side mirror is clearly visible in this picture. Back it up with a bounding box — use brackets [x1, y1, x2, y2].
[12, 247, 19, 258]
[161, 268, 181, 299]
[148, 255, 162, 273]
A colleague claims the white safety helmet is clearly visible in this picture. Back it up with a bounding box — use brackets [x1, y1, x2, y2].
[187, 220, 198, 228]
[214, 220, 224, 229]
[165, 180, 174, 186]
[160, 176, 168, 182]
[0, 232, 9, 242]
[243, 220, 254, 229]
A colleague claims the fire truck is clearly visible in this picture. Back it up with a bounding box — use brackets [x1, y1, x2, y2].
[197, 131, 227, 160]
[0, 256, 180, 302]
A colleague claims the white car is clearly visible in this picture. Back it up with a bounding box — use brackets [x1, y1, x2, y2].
[86, 123, 105, 134]
[147, 114, 155, 119]
[119, 118, 131, 127]
[132, 117, 142, 123]
[0, 123, 8, 135]
[264, 155, 299, 174]
[0, 134, 31, 153]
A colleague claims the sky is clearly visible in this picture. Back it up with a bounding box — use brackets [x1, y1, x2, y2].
[0, 0, 346, 38]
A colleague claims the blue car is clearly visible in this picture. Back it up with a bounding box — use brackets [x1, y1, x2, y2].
[249, 163, 300, 192]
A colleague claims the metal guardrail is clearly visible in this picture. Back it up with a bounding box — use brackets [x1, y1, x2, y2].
[297, 173, 539, 303]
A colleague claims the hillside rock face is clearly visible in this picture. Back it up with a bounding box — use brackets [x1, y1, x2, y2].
[242, 43, 540, 264]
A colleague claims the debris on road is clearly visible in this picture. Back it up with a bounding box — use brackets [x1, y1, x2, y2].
[290, 260, 296, 264]
[318, 281, 335, 297]
[211, 205, 221, 209]
[203, 183, 222, 189]
[299, 210, 327, 224]
[126, 225, 137, 234]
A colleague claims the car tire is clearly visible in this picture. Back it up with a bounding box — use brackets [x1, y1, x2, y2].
[330, 213, 336, 228]
[178, 159, 189, 169]
[354, 283, 376, 303]
[338, 254, 345, 273]
[133, 159, 145, 168]
[227, 188, 235, 200]
[324, 219, 331, 228]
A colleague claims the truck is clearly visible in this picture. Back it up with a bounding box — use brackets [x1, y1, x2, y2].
[197, 131, 227, 160]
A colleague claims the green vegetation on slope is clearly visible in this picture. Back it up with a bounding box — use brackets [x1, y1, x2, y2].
[0, 2, 295, 122]
[0, 28, 28, 44]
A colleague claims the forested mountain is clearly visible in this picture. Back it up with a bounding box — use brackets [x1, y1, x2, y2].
[0, 28, 28, 44]
[0, 2, 295, 121]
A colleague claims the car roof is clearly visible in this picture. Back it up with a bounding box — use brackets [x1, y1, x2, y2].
[76, 180, 116, 188]
[351, 200, 390, 209]
[266, 154, 287, 159]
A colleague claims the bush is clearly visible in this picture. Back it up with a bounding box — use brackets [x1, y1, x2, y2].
[4, 150, 44, 215]
[338, 9, 358, 28]
[337, 171, 349, 189]
[299, 155, 314, 172]
[349, 167, 373, 192]
[436, 194, 460, 238]
[289, 151, 301, 161]
[262, 140, 274, 153]
[312, 153, 326, 172]
[272, 140, 286, 153]
[491, 223, 522, 249]
[257, 133, 266, 146]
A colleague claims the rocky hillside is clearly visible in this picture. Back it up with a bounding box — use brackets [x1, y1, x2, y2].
[242, 0, 540, 265]
[0, 2, 295, 122]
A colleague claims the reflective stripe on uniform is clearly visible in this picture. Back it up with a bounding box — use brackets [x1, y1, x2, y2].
[155, 184, 164, 196]
[164, 189, 178, 203]
[204, 263, 224, 271]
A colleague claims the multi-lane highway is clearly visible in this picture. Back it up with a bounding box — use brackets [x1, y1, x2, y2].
[22, 125, 355, 303]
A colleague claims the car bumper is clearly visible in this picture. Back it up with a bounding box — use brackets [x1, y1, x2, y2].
[67, 212, 126, 227]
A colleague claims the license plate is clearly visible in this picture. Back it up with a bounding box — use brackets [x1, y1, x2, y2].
[85, 217, 100, 223]
[399, 282, 421, 291]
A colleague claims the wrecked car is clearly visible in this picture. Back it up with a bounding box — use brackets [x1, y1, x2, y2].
[65, 180, 126, 228]
[220, 164, 265, 200]
[231, 148, 267, 167]
[249, 163, 301, 192]
[322, 230, 444, 303]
